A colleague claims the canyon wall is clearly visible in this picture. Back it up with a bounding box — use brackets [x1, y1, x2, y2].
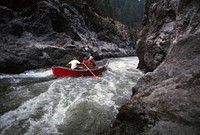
[0, 0, 135, 73]
[109, 0, 200, 134]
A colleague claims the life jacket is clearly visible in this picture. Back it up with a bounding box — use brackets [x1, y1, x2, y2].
[87, 58, 95, 66]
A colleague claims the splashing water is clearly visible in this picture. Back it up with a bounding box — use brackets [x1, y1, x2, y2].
[0, 57, 142, 135]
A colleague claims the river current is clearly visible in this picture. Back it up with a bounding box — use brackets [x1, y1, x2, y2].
[0, 57, 142, 135]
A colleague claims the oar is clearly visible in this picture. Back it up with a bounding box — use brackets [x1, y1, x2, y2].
[83, 63, 99, 80]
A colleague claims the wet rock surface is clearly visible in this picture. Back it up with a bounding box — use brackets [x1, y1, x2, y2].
[107, 0, 200, 135]
[0, 0, 135, 73]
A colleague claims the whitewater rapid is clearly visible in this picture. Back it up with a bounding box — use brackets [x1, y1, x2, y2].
[0, 57, 142, 135]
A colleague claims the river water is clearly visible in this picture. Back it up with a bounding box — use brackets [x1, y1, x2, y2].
[0, 57, 142, 135]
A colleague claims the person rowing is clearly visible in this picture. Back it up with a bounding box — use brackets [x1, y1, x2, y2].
[81, 56, 96, 68]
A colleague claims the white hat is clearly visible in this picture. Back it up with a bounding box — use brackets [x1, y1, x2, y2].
[89, 56, 93, 59]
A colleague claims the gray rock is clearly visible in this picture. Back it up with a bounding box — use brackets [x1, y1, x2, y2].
[0, 0, 135, 73]
[136, 0, 200, 73]
[109, 0, 200, 135]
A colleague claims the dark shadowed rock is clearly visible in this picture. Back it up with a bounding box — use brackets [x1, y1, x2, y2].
[106, 0, 200, 135]
[0, 0, 135, 74]
[136, 0, 200, 73]
[107, 33, 200, 135]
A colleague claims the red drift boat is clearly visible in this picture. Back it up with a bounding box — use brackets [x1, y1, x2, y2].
[52, 59, 110, 77]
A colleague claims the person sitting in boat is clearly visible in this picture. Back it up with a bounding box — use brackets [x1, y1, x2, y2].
[81, 56, 96, 68]
[87, 56, 96, 67]
[67, 58, 81, 70]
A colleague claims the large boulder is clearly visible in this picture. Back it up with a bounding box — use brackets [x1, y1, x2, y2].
[107, 0, 200, 134]
[136, 0, 200, 73]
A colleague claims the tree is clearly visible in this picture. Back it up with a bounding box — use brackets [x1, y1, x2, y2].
[85, 0, 145, 27]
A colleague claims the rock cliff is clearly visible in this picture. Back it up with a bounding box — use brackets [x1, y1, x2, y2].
[108, 0, 200, 134]
[0, 0, 135, 73]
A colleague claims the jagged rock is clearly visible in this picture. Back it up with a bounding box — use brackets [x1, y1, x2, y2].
[108, 0, 200, 135]
[0, 0, 135, 73]
[136, 0, 200, 72]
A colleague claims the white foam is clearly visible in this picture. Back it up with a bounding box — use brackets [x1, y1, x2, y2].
[0, 57, 143, 135]
[0, 69, 52, 79]
[20, 69, 52, 78]
[0, 79, 62, 134]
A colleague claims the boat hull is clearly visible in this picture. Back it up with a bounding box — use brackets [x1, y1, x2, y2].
[52, 60, 109, 77]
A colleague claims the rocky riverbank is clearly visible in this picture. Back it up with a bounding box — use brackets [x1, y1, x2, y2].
[0, 0, 135, 74]
[108, 0, 200, 134]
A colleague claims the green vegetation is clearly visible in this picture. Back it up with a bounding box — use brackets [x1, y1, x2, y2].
[85, 0, 145, 27]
